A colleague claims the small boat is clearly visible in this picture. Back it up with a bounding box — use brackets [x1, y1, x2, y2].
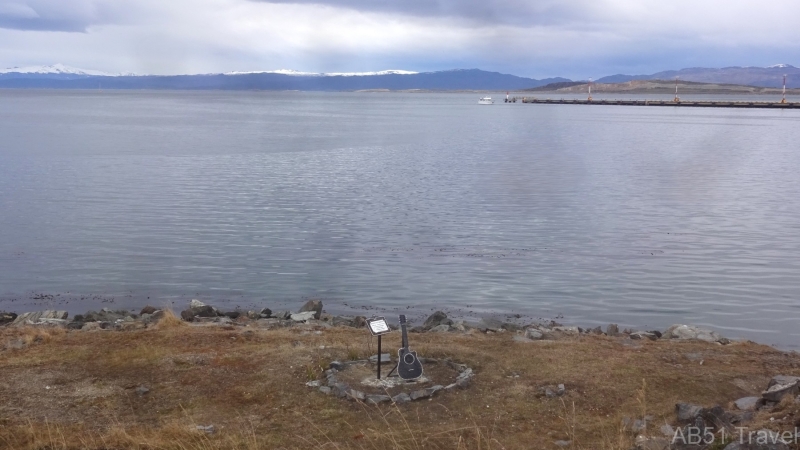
[478, 97, 494, 105]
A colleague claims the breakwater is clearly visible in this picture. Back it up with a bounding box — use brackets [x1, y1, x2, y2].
[514, 98, 800, 109]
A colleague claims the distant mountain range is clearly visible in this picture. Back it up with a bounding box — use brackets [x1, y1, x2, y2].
[0, 63, 796, 90]
[0, 65, 567, 91]
[597, 65, 798, 88]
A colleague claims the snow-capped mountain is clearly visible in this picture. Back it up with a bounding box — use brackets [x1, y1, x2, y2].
[0, 63, 133, 76]
[767, 64, 795, 69]
[223, 69, 418, 77]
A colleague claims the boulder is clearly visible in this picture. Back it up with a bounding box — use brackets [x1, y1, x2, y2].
[768, 375, 800, 389]
[525, 329, 544, 340]
[365, 395, 392, 405]
[223, 311, 241, 319]
[392, 393, 412, 404]
[552, 326, 580, 335]
[12, 310, 68, 325]
[762, 381, 799, 403]
[0, 311, 18, 325]
[478, 317, 504, 332]
[189, 299, 206, 309]
[259, 308, 272, 318]
[664, 324, 728, 344]
[734, 397, 761, 411]
[180, 309, 196, 322]
[298, 300, 323, 320]
[140, 305, 157, 315]
[410, 389, 430, 400]
[67, 322, 85, 330]
[607, 324, 620, 336]
[676, 403, 703, 422]
[630, 331, 658, 341]
[429, 324, 450, 333]
[291, 311, 316, 322]
[423, 311, 447, 329]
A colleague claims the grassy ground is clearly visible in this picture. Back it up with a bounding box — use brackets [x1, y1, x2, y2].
[1, 313, 799, 450]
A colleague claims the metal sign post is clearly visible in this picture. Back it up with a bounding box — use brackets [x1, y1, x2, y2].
[366, 317, 390, 379]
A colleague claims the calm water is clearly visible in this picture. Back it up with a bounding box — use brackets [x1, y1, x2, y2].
[1, 90, 799, 347]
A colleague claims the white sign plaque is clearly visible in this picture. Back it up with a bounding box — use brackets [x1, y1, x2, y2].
[366, 317, 390, 336]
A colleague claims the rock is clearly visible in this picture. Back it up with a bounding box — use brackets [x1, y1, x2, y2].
[768, 375, 800, 389]
[423, 311, 447, 329]
[702, 405, 735, 431]
[135, 386, 150, 396]
[607, 324, 620, 336]
[347, 389, 366, 401]
[429, 324, 451, 332]
[589, 326, 603, 335]
[193, 305, 217, 318]
[329, 361, 344, 371]
[525, 329, 544, 340]
[306, 380, 321, 387]
[762, 381, 799, 403]
[366, 395, 392, 405]
[140, 305, 157, 315]
[298, 300, 323, 320]
[676, 403, 704, 422]
[735, 397, 762, 411]
[180, 309, 196, 321]
[545, 388, 557, 398]
[290, 311, 316, 322]
[67, 322, 85, 330]
[0, 311, 18, 325]
[664, 324, 728, 344]
[554, 441, 571, 448]
[478, 317, 504, 332]
[224, 311, 241, 319]
[660, 424, 675, 437]
[319, 386, 332, 395]
[195, 425, 215, 434]
[622, 417, 646, 433]
[410, 389, 430, 401]
[427, 385, 444, 397]
[630, 331, 658, 341]
[392, 393, 412, 404]
[259, 308, 272, 318]
[552, 326, 580, 335]
[82, 322, 102, 331]
[189, 299, 206, 309]
[557, 384, 566, 396]
[12, 310, 68, 325]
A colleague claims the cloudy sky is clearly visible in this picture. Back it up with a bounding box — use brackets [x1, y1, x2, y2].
[0, 0, 797, 78]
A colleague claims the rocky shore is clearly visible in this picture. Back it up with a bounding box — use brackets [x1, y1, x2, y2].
[2, 300, 799, 450]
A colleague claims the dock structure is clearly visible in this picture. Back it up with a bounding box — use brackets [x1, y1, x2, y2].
[514, 98, 800, 109]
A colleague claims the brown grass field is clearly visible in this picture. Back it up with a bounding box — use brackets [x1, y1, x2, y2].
[1, 312, 799, 450]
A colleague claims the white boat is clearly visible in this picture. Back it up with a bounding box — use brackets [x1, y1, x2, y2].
[478, 97, 493, 105]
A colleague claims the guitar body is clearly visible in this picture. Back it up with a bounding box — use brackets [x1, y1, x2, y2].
[397, 348, 423, 380]
[397, 315, 424, 380]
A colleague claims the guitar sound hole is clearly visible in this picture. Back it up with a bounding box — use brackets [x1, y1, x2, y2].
[403, 354, 415, 364]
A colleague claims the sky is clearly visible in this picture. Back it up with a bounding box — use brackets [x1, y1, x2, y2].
[0, 0, 798, 79]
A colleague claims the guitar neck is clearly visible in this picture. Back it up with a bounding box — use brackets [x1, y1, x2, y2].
[400, 322, 409, 350]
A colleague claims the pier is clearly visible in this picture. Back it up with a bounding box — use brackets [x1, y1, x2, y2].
[512, 98, 800, 109]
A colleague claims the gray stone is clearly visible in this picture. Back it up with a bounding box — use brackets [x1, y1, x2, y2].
[224, 311, 241, 319]
[423, 311, 447, 329]
[306, 380, 321, 387]
[660, 424, 675, 437]
[392, 393, 412, 404]
[329, 361, 344, 371]
[426, 385, 444, 397]
[140, 305, 156, 315]
[552, 326, 580, 335]
[180, 309, 196, 321]
[332, 383, 350, 398]
[768, 375, 800, 389]
[82, 322, 102, 331]
[762, 381, 799, 402]
[429, 324, 451, 333]
[676, 403, 703, 422]
[12, 310, 68, 325]
[347, 389, 366, 401]
[630, 331, 658, 341]
[554, 441, 571, 448]
[259, 308, 272, 317]
[290, 311, 316, 322]
[734, 397, 761, 411]
[444, 383, 458, 391]
[622, 417, 646, 433]
[0, 311, 17, 325]
[664, 324, 727, 344]
[557, 384, 566, 396]
[298, 300, 323, 320]
[589, 326, 603, 335]
[195, 425, 215, 434]
[319, 386, 332, 395]
[189, 299, 206, 309]
[607, 324, 620, 336]
[135, 386, 150, 396]
[67, 322, 85, 330]
[525, 329, 544, 340]
[545, 388, 557, 398]
[478, 317, 504, 332]
[410, 389, 430, 400]
[365, 395, 392, 405]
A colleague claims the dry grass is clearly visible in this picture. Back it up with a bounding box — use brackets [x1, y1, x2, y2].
[1, 318, 800, 449]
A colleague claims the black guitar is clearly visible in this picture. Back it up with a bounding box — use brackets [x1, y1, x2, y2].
[397, 315, 424, 380]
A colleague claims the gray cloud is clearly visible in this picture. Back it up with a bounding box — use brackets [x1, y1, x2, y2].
[0, 0, 126, 32]
[248, 0, 598, 26]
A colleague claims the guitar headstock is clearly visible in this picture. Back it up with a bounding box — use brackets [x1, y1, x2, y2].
[399, 314, 407, 325]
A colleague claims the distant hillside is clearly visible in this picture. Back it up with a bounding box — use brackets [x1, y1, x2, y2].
[522, 81, 585, 91]
[536, 79, 800, 95]
[0, 67, 568, 91]
[597, 65, 799, 88]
